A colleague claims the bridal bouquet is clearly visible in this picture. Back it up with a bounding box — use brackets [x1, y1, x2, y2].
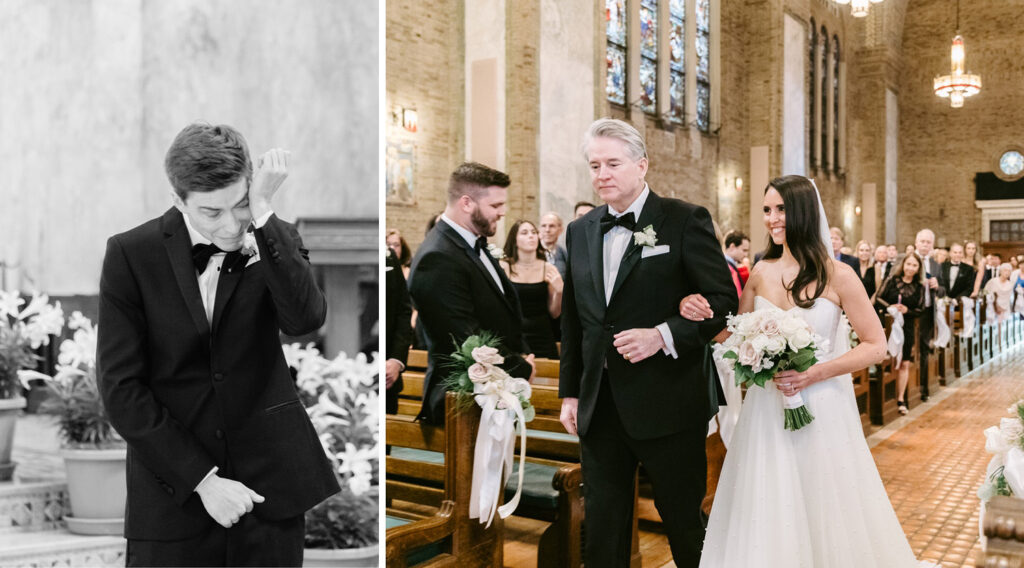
[444, 334, 533, 527]
[721, 309, 823, 431]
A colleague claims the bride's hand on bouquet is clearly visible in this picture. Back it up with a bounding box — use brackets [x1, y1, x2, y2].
[680, 294, 713, 321]
[774, 367, 819, 396]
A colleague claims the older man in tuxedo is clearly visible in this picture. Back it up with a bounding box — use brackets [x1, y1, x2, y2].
[914, 228, 945, 401]
[409, 162, 536, 423]
[99, 124, 338, 566]
[559, 119, 737, 567]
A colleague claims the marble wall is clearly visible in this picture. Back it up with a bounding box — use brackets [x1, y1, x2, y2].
[1, 0, 378, 295]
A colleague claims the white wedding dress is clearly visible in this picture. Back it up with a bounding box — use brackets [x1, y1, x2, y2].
[699, 296, 924, 568]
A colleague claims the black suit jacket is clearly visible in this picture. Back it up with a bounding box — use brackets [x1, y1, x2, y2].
[560, 191, 738, 439]
[409, 220, 532, 424]
[386, 250, 413, 413]
[98, 208, 339, 541]
[940, 261, 977, 298]
[838, 253, 860, 274]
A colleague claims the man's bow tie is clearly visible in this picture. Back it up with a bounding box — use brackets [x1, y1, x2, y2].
[600, 211, 636, 234]
[951, 263, 960, 267]
[192, 243, 225, 274]
[474, 236, 488, 255]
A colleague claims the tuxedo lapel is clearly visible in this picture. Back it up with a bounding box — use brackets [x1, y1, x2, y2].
[437, 223, 512, 311]
[162, 209, 211, 341]
[585, 209, 606, 306]
[609, 193, 666, 303]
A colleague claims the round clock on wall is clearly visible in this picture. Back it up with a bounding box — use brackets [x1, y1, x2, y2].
[999, 149, 1024, 180]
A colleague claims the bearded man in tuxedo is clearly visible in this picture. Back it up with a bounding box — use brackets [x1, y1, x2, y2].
[409, 162, 536, 424]
[559, 119, 737, 567]
[98, 123, 338, 566]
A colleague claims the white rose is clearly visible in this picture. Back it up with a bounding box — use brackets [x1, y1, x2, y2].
[778, 315, 806, 337]
[472, 345, 504, 365]
[759, 316, 781, 337]
[735, 312, 762, 336]
[750, 334, 770, 356]
[788, 328, 813, 350]
[986, 425, 1013, 455]
[1001, 418, 1024, 447]
[736, 341, 759, 368]
[468, 362, 494, 383]
[764, 335, 787, 355]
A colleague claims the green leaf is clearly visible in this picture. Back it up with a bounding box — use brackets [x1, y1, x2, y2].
[722, 350, 738, 360]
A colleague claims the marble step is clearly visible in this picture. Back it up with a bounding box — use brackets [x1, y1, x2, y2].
[0, 528, 125, 567]
[0, 481, 69, 533]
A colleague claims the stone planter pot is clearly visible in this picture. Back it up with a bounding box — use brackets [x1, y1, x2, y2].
[0, 397, 27, 481]
[303, 544, 379, 567]
[61, 447, 127, 535]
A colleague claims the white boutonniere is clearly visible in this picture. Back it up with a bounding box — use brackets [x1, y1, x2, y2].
[241, 232, 258, 257]
[633, 225, 658, 248]
[487, 243, 505, 260]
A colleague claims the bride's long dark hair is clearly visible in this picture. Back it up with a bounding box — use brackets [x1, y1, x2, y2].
[762, 175, 831, 308]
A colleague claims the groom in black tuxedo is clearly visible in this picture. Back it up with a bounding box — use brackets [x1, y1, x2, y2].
[559, 119, 737, 567]
[408, 162, 536, 424]
[98, 124, 338, 566]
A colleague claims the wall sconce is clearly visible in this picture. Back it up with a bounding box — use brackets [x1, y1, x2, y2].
[734, 177, 743, 192]
[391, 105, 418, 133]
[854, 205, 862, 216]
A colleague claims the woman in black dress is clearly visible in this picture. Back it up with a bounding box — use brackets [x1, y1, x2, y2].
[873, 252, 926, 414]
[854, 239, 877, 299]
[500, 220, 563, 359]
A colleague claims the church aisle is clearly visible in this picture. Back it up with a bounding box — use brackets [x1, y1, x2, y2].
[505, 346, 1024, 567]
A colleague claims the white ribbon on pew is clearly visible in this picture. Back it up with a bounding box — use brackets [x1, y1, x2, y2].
[932, 300, 951, 349]
[709, 343, 742, 448]
[960, 298, 976, 337]
[886, 305, 905, 366]
[986, 293, 997, 324]
[1016, 288, 1024, 315]
[469, 377, 531, 528]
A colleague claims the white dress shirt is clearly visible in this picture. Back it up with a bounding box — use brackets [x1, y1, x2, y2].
[185, 209, 273, 491]
[603, 186, 677, 359]
[440, 214, 504, 293]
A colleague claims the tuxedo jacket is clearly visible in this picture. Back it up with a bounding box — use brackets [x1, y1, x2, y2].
[98, 208, 339, 541]
[408, 220, 532, 424]
[940, 261, 977, 298]
[559, 191, 738, 440]
[838, 253, 860, 274]
[385, 249, 413, 413]
[547, 244, 568, 277]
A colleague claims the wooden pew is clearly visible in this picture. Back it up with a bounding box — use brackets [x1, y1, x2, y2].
[905, 318, 922, 407]
[386, 393, 502, 568]
[969, 298, 983, 370]
[870, 314, 914, 425]
[937, 300, 958, 387]
[978, 495, 1024, 567]
[952, 299, 970, 379]
[851, 366, 872, 436]
[980, 297, 994, 364]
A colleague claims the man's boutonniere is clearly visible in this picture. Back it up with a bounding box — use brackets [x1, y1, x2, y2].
[487, 243, 506, 260]
[633, 225, 658, 248]
[241, 232, 258, 257]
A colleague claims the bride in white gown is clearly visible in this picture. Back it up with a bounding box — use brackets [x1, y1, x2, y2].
[680, 175, 927, 567]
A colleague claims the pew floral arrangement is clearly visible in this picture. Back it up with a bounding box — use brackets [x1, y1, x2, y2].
[721, 308, 825, 431]
[284, 343, 379, 550]
[978, 399, 1024, 503]
[444, 333, 533, 527]
[0, 291, 65, 399]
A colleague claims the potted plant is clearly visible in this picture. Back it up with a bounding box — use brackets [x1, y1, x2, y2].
[0, 290, 65, 480]
[284, 343, 379, 567]
[20, 311, 127, 536]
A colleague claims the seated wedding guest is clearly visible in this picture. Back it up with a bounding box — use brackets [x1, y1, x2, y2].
[386, 229, 412, 279]
[941, 243, 977, 299]
[573, 201, 595, 220]
[984, 263, 1015, 322]
[905, 244, 916, 256]
[978, 253, 1002, 295]
[539, 212, 568, 277]
[887, 244, 899, 264]
[385, 248, 412, 416]
[873, 245, 893, 291]
[830, 226, 860, 272]
[500, 219, 563, 359]
[722, 230, 750, 293]
[964, 241, 982, 268]
[855, 240, 877, 297]
[933, 247, 949, 265]
[874, 253, 927, 415]
[1011, 255, 1022, 284]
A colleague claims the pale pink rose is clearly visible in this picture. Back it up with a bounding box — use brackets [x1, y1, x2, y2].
[468, 362, 494, 383]
[737, 341, 760, 367]
[759, 316, 781, 336]
[472, 345, 504, 365]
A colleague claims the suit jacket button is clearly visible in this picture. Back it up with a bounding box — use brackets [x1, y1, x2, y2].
[215, 429, 224, 440]
[213, 372, 224, 382]
[605, 324, 613, 330]
[267, 238, 276, 245]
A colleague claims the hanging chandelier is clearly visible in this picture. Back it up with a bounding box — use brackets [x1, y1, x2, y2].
[933, 0, 981, 108]
[833, 0, 883, 18]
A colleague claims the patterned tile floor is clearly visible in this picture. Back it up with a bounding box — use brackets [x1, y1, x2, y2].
[869, 347, 1024, 567]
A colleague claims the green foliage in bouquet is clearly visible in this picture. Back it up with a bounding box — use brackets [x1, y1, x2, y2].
[722, 344, 817, 388]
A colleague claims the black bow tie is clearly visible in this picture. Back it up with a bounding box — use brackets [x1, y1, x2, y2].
[600, 211, 636, 234]
[951, 263, 960, 267]
[474, 236, 488, 255]
[192, 243, 225, 274]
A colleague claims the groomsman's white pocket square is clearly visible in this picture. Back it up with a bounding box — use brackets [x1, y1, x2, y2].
[245, 252, 261, 268]
[641, 244, 670, 258]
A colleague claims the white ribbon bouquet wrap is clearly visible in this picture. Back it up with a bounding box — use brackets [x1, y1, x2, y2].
[443, 336, 535, 528]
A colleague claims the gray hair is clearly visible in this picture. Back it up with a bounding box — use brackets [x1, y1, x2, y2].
[582, 118, 647, 162]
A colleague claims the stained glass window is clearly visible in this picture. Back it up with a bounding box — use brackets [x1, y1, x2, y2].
[639, 0, 658, 114]
[1001, 151, 1024, 177]
[695, 0, 710, 131]
[809, 20, 817, 168]
[606, 0, 627, 105]
[832, 36, 840, 173]
[668, 0, 685, 124]
[820, 26, 828, 171]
